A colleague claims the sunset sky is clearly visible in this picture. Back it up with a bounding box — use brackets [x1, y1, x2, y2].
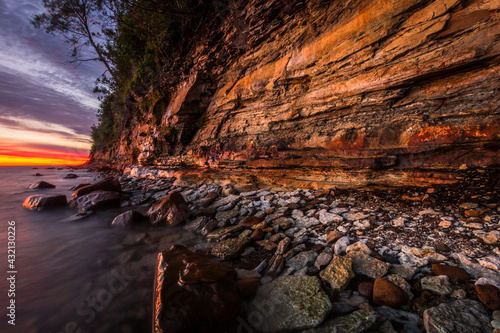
[0, 0, 103, 166]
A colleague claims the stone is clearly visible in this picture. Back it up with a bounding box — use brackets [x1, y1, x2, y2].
[240, 216, 261, 227]
[147, 192, 190, 225]
[353, 220, 371, 230]
[343, 212, 369, 221]
[346, 252, 391, 279]
[111, 210, 144, 227]
[346, 241, 372, 255]
[206, 225, 242, 239]
[401, 246, 447, 261]
[212, 237, 251, 260]
[477, 256, 500, 271]
[22, 194, 67, 211]
[423, 300, 492, 333]
[215, 209, 239, 223]
[421, 275, 453, 296]
[334, 236, 350, 255]
[431, 264, 470, 281]
[376, 306, 423, 329]
[69, 190, 120, 212]
[256, 240, 278, 251]
[248, 275, 331, 333]
[483, 231, 500, 244]
[476, 284, 500, 311]
[318, 209, 343, 224]
[273, 216, 293, 230]
[390, 264, 419, 280]
[63, 173, 78, 179]
[386, 274, 413, 300]
[250, 228, 265, 241]
[26, 181, 56, 189]
[460, 202, 479, 209]
[199, 191, 219, 207]
[326, 230, 341, 243]
[392, 217, 406, 227]
[398, 252, 429, 267]
[286, 251, 318, 271]
[358, 282, 374, 299]
[303, 310, 377, 333]
[72, 177, 121, 198]
[314, 253, 333, 270]
[58, 211, 95, 222]
[153, 245, 240, 333]
[319, 254, 355, 292]
[373, 278, 409, 307]
[209, 194, 240, 210]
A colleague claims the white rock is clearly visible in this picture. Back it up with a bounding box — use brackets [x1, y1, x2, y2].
[391, 217, 406, 227]
[319, 209, 343, 224]
[477, 256, 500, 271]
[421, 276, 453, 296]
[346, 241, 371, 255]
[334, 236, 350, 255]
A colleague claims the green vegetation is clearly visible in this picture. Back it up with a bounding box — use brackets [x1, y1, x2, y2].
[33, 0, 235, 151]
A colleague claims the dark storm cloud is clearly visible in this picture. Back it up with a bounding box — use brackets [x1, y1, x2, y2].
[0, 0, 105, 149]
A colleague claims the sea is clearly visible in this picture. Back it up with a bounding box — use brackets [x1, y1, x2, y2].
[0, 166, 202, 333]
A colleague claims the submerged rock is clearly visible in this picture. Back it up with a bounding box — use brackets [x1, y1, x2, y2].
[248, 275, 331, 332]
[72, 177, 121, 198]
[22, 194, 67, 211]
[423, 299, 492, 333]
[63, 173, 78, 179]
[26, 181, 56, 189]
[58, 211, 95, 222]
[69, 190, 120, 212]
[111, 210, 145, 227]
[147, 192, 190, 225]
[153, 245, 240, 333]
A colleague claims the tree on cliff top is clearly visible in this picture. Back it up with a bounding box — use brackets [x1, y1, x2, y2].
[32, 0, 118, 81]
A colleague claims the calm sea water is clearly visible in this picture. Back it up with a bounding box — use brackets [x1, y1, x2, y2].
[0, 166, 202, 333]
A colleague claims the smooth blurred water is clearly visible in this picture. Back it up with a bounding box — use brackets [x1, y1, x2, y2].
[0, 166, 202, 333]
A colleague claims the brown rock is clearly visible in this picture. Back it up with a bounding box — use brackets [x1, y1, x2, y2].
[240, 216, 261, 227]
[358, 281, 374, 299]
[435, 243, 450, 252]
[326, 230, 342, 244]
[373, 278, 409, 307]
[476, 284, 500, 311]
[147, 192, 190, 225]
[431, 264, 470, 281]
[200, 191, 219, 207]
[256, 240, 277, 251]
[72, 177, 121, 198]
[153, 245, 240, 333]
[236, 278, 260, 298]
[249, 228, 265, 241]
[22, 194, 67, 211]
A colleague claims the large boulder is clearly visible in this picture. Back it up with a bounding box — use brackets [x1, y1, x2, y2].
[72, 177, 121, 198]
[423, 299, 492, 333]
[153, 245, 240, 333]
[147, 192, 190, 225]
[26, 181, 56, 189]
[247, 275, 331, 332]
[69, 191, 121, 212]
[22, 194, 67, 211]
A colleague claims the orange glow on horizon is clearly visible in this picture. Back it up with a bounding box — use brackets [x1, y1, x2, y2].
[0, 154, 89, 166]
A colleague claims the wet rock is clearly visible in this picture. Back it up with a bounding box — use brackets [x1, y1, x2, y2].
[431, 264, 470, 281]
[286, 251, 318, 272]
[346, 252, 391, 279]
[111, 210, 144, 227]
[58, 211, 95, 222]
[476, 284, 500, 311]
[153, 245, 240, 333]
[421, 275, 453, 296]
[423, 299, 492, 333]
[147, 192, 190, 226]
[358, 281, 374, 299]
[69, 183, 90, 191]
[33, 173, 43, 176]
[72, 177, 121, 197]
[211, 237, 251, 260]
[248, 275, 331, 332]
[373, 278, 409, 307]
[319, 254, 355, 292]
[63, 173, 78, 179]
[304, 309, 377, 333]
[26, 181, 56, 189]
[22, 194, 67, 211]
[69, 191, 121, 212]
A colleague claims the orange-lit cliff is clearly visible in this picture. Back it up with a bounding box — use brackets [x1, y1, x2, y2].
[91, 0, 500, 188]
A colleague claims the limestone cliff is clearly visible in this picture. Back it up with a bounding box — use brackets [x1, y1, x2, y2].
[91, 0, 500, 188]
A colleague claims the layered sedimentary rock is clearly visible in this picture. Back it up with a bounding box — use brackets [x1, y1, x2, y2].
[92, 0, 500, 188]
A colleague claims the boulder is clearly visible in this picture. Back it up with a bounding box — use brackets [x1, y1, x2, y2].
[69, 191, 120, 212]
[22, 194, 67, 211]
[147, 192, 190, 225]
[248, 275, 331, 332]
[153, 245, 240, 333]
[26, 181, 56, 189]
[423, 299, 492, 333]
[111, 210, 145, 227]
[72, 177, 121, 198]
[63, 173, 78, 179]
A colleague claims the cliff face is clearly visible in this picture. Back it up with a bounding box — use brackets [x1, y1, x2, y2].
[92, 0, 500, 188]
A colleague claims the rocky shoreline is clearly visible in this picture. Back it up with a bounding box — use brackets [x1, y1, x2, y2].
[23, 166, 500, 332]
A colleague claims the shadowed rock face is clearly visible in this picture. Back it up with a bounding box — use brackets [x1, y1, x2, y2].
[91, 0, 500, 188]
[153, 245, 240, 333]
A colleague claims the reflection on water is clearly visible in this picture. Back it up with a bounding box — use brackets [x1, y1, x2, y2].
[0, 167, 203, 333]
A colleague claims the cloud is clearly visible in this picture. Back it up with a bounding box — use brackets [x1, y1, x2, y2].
[0, 0, 105, 163]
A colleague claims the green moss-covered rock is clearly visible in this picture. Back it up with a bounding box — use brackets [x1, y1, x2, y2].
[248, 275, 331, 332]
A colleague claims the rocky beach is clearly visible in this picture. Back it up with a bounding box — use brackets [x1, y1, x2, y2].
[21, 164, 499, 332]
